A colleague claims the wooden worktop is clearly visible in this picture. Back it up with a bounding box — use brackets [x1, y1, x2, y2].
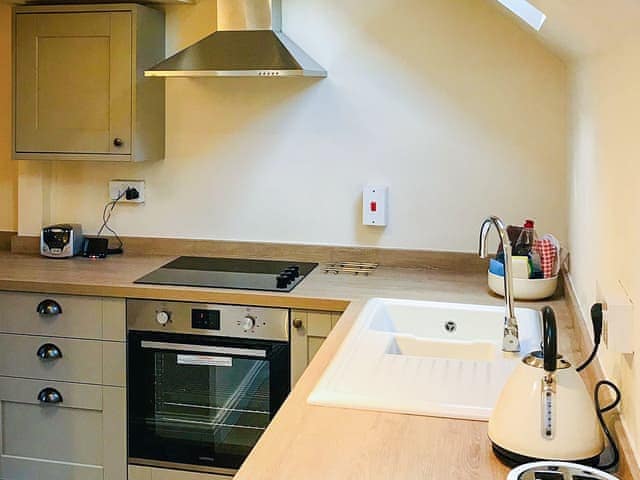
[0, 251, 633, 479]
[233, 281, 582, 480]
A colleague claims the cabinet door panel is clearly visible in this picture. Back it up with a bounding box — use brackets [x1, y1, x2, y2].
[15, 12, 132, 155]
[0, 377, 104, 479]
[290, 310, 343, 387]
[0, 377, 126, 480]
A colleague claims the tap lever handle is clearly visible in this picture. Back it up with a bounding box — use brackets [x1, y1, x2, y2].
[541, 306, 557, 373]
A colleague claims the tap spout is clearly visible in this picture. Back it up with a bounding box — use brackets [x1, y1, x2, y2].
[479, 215, 519, 352]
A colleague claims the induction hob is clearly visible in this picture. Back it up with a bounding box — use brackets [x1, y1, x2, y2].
[134, 256, 318, 292]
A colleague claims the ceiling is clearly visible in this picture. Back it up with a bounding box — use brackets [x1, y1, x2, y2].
[492, 0, 640, 59]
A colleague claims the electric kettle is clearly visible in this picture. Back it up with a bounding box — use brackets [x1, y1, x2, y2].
[488, 306, 604, 466]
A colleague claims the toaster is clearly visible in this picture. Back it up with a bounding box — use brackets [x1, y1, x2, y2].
[41, 224, 84, 258]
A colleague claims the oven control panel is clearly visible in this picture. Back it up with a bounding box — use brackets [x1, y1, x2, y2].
[127, 299, 289, 342]
[192, 309, 221, 330]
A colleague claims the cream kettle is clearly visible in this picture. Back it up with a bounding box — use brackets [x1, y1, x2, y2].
[488, 306, 604, 466]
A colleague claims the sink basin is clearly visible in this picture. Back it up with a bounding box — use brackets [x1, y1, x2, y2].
[308, 298, 542, 420]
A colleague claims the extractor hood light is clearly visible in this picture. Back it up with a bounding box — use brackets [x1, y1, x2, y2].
[496, 0, 546, 31]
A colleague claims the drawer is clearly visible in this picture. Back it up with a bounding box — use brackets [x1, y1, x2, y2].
[0, 291, 125, 340]
[129, 465, 232, 480]
[0, 334, 125, 386]
[0, 377, 126, 480]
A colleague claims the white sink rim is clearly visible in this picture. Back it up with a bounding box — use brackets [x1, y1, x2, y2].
[308, 297, 542, 421]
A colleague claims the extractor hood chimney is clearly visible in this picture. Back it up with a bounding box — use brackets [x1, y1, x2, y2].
[145, 0, 327, 78]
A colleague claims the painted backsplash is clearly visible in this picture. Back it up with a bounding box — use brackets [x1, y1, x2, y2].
[8, 0, 567, 252]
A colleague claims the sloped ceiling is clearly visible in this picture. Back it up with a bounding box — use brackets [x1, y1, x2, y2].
[493, 0, 640, 59]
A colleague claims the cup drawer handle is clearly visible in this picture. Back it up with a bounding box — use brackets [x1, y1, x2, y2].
[36, 299, 62, 317]
[37, 388, 63, 405]
[37, 343, 63, 361]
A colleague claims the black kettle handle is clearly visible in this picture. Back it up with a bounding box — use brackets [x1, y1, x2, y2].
[542, 306, 557, 373]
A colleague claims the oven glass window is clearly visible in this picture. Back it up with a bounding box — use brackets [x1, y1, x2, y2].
[128, 332, 290, 472]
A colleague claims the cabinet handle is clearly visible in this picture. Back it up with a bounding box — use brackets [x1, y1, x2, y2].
[37, 388, 63, 405]
[292, 318, 304, 329]
[36, 299, 62, 316]
[37, 343, 63, 361]
[113, 137, 124, 147]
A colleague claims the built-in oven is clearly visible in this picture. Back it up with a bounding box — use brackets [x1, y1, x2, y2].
[127, 300, 290, 476]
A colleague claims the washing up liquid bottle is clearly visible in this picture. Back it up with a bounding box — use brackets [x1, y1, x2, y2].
[514, 219, 537, 257]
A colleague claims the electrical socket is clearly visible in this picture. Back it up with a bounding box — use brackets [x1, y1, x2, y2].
[109, 180, 145, 204]
[595, 279, 634, 354]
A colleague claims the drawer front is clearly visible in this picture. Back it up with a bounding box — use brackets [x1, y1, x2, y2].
[0, 377, 125, 480]
[0, 334, 125, 387]
[0, 292, 125, 341]
[129, 465, 232, 480]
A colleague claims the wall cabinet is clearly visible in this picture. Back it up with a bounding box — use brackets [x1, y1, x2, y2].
[0, 292, 126, 480]
[291, 310, 342, 386]
[13, 4, 165, 162]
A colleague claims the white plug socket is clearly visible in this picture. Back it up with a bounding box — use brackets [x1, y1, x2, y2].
[596, 279, 634, 354]
[109, 180, 145, 204]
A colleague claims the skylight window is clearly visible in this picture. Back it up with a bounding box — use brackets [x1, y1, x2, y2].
[496, 0, 547, 31]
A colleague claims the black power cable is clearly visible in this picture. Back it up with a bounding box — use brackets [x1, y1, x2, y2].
[577, 303, 603, 372]
[595, 380, 622, 471]
[96, 188, 134, 255]
[574, 302, 621, 471]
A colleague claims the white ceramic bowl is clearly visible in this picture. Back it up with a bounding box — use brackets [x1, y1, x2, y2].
[488, 271, 558, 301]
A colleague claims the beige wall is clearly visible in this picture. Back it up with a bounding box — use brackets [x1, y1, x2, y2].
[16, 0, 568, 251]
[0, 4, 18, 231]
[569, 38, 640, 455]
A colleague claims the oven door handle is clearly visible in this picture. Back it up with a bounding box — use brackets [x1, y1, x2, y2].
[140, 341, 267, 358]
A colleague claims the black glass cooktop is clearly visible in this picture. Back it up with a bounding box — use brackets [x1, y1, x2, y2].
[134, 256, 318, 292]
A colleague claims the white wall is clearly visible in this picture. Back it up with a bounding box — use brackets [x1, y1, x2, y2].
[18, 0, 568, 252]
[0, 5, 18, 231]
[569, 38, 640, 453]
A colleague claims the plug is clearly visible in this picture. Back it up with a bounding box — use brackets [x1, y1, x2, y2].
[109, 180, 145, 203]
[125, 187, 140, 201]
[591, 302, 603, 345]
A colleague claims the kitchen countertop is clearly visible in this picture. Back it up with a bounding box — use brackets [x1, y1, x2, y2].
[0, 252, 631, 479]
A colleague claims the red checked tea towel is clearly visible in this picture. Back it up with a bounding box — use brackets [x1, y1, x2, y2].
[533, 238, 556, 279]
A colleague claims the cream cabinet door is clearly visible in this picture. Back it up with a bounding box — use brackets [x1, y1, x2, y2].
[0, 377, 126, 480]
[15, 11, 132, 155]
[290, 310, 342, 387]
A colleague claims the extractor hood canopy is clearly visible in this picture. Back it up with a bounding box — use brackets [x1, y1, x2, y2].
[145, 0, 327, 78]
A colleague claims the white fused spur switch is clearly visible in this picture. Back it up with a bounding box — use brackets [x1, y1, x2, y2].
[109, 180, 145, 204]
[363, 185, 388, 226]
[596, 279, 634, 354]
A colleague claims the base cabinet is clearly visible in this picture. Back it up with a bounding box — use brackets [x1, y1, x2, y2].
[0, 291, 127, 480]
[128, 465, 231, 480]
[291, 310, 342, 386]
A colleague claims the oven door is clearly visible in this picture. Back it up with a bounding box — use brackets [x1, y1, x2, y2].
[128, 331, 290, 475]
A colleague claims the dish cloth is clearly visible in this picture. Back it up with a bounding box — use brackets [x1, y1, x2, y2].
[533, 238, 557, 279]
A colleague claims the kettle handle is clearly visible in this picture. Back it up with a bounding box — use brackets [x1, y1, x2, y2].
[541, 306, 557, 373]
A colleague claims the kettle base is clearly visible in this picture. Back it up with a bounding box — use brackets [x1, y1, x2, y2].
[491, 442, 601, 468]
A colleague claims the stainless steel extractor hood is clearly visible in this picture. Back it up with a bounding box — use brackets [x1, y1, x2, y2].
[145, 0, 327, 78]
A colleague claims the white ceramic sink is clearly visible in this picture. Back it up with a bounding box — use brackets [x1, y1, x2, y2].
[308, 298, 542, 420]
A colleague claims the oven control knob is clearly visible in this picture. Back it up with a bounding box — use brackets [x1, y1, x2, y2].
[156, 310, 171, 326]
[242, 315, 256, 332]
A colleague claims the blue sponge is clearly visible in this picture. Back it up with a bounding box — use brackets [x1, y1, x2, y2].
[489, 258, 505, 276]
